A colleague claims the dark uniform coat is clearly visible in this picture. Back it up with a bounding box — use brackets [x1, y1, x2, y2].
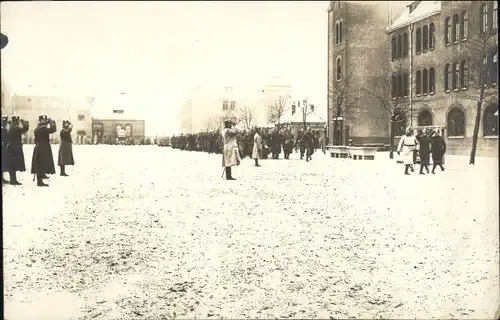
[2, 125, 9, 172]
[430, 134, 446, 165]
[58, 127, 75, 166]
[6, 121, 29, 172]
[31, 122, 57, 175]
[416, 134, 431, 165]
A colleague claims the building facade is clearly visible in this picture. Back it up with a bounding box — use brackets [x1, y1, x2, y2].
[327, 1, 392, 146]
[9, 95, 92, 143]
[179, 84, 268, 134]
[387, 1, 498, 156]
[91, 110, 145, 144]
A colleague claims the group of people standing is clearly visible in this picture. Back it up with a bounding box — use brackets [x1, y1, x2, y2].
[397, 127, 447, 175]
[2, 115, 75, 187]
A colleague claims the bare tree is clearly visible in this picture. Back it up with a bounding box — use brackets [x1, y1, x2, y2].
[291, 98, 318, 132]
[363, 60, 417, 159]
[238, 105, 255, 129]
[456, 4, 498, 165]
[328, 67, 363, 145]
[267, 96, 290, 126]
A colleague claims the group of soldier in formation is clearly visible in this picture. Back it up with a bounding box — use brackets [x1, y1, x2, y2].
[1, 115, 75, 187]
[170, 121, 322, 180]
[397, 127, 447, 175]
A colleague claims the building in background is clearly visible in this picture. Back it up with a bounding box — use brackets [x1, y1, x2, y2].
[327, 1, 392, 146]
[262, 77, 293, 124]
[179, 84, 268, 134]
[91, 109, 145, 144]
[387, 0, 498, 156]
[9, 95, 92, 143]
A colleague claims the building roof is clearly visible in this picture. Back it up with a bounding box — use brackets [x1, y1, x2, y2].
[279, 110, 326, 125]
[387, 1, 441, 33]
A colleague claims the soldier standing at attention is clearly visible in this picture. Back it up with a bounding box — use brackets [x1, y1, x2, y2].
[2, 116, 10, 184]
[252, 128, 262, 167]
[5, 116, 29, 185]
[221, 120, 242, 180]
[58, 120, 75, 176]
[31, 115, 57, 186]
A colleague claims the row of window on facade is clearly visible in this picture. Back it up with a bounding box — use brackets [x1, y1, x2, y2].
[391, 54, 498, 99]
[392, 2, 498, 60]
[398, 104, 498, 137]
[222, 101, 236, 111]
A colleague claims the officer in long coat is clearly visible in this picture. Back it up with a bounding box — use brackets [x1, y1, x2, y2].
[416, 129, 431, 174]
[303, 128, 315, 162]
[270, 129, 282, 159]
[430, 130, 446, 174]
[221, 120, 242, 180]
[2, 116, 10, 183]
[31, 115, 57, 186]
[252, 128, 262, 167]
[282, 130, 295, 159]
[397, 128, 419, 175]
[5, 116, 29, 185]
[296, 130, 306, 160]
[58, 120, 75, 176]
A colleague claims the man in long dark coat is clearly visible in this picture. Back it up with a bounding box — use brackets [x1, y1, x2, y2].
[296, 130, 306, 160]
[303, 127, 315, 162]
[416, 129, 431, 174]
[31, 115, 57, 186]
[270, 129, 282, 159]
[6, 116, 29, 185]
[2, 116, 10, 183]
[282, 130, 295, 159]
[430, 130, 446, 174]
[58, 120, 75, 176]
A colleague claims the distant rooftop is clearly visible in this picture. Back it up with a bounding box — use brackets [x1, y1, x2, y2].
[387, 1, 441, 33]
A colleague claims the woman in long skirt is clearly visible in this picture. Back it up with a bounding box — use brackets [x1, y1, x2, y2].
[58, 120, 75, 176]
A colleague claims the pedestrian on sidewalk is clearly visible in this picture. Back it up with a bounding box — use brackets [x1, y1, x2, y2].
[221, 120, 242, 180]
[252, 128, 262, 167]
[397, 127, 418, 175]
[430, 130, 446, 174]
[58, 120, 75, 177]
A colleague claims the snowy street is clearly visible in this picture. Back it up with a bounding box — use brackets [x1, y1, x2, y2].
[2, 145, 499, 320]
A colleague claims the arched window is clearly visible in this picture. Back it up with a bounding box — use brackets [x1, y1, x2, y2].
[416, 27, 422, 54]
[460, 11, 468, 39]
[397, 74, 403, 97]
[336, 57, 342, 80]
[391, 36, 397, 60]
[429, 67, 435, 94]
[423, 25, 428, 51]
[423, 69, 429, 94]
[452, 62, 460, 89]
[429, 23, 435, 49]
[460, 60, 468, 88]
[493, 2, 498, 33]
[480, 3, 488, 33]
[403, 32, 409, 57]
[483, 104, 498, 136]
[447, 107, 465, 136]
[444, 64, 451, 91]
[403, 72, 409, 97]
[339, 21, 343, 43]
[397, 34, 403, 58]
[416, 70, 422, 95]
[445, 17, 451, 44]
[452, 14, 460, 42]
[335, 22, 339, 44]
[418, 110, 433, 126]
[490, 51, 498, 85]
[391, 74, 397, 98]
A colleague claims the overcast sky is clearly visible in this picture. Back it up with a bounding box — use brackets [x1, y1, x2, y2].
[1, 1, 406, 135]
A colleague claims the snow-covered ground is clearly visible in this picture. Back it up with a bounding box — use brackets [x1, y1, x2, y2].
[3, 145, 499, 320]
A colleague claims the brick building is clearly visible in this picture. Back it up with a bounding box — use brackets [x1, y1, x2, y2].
[327, 1, 392, 146]
[387, 1, 498, 156]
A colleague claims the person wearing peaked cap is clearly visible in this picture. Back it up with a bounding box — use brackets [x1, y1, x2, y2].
[31, 115, 57, 186]
[2, 116, 11, 183]
[221, 119, 242, 180]
[0, 32, 8, 50]
[5, 116, 30, 185]
[429, 130, 446, 174]
[57, 120, 75, 176]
